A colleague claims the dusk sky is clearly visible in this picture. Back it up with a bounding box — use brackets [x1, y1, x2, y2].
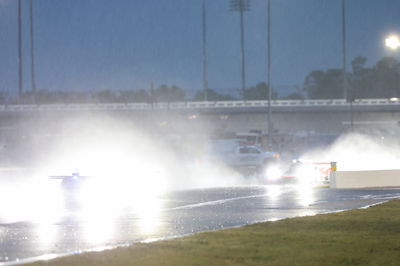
[1, 0, 400, 97]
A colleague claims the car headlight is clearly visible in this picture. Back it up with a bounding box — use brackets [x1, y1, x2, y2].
[272, 153, 280, 159]
[265, 166, 283, 181]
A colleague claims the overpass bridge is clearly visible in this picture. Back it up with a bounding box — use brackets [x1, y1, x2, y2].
[1, 98, 400, 148]
[0, 98, 399, 113]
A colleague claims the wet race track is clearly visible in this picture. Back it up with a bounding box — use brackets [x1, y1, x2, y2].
[1, 185, 400, 265]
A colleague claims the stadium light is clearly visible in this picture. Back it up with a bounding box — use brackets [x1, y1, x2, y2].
[230, 0, 250, 97]
[385, 35, 400, 50]
[18, 0, 23, 99]
[29, 0, 37, 99]
[202, 0, 209, 101]
[267, 0, 273, 149]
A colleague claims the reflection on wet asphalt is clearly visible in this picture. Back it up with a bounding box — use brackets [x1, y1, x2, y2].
[1, 185, 400, 264]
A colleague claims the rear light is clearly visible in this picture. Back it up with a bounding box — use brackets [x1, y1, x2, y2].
[272, 153, 280, 159]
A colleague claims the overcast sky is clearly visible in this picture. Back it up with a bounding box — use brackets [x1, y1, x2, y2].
[1, 0, 400, 97]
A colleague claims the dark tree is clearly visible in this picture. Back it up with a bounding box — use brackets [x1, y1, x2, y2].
[95, 90, 118, 103]
[119, 89, 150, 103]
[282, 92, 304, 100]
[305, 56, 400, 99]
[303, 69, 344, 99]
[193, 89, 236, 101]
[150, 85, 186, 102]
[243, 82, 277, 100]
[349, 56, 373, 98]
[370, 57, 400, 98]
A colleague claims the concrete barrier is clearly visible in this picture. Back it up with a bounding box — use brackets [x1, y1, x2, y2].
[330, 169, 400, 189]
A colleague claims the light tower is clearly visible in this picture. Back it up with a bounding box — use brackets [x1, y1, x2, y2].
[18, 0, 23, 99]
[266, 0, 273, 149]
[29, 0, 37, 98]
[230, 0, 250, 98]
[341, 0, 347, 101]
[202, 0, 209, 101]
[385, 35, 400, 50]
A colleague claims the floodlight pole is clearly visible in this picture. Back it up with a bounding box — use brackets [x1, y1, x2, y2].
[18, 0, 23, 99]
[202, 0, 209, 101]
[342, 0, 347, 101]
[230, 0, 250, 98]
[267, 0, 273, 149]
[29, 0, 37, 99]
[341, 0, 353, 130]
[239, 7, 246, 96]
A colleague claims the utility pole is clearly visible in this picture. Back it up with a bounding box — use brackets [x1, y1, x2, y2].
[202, 0, 209, 101]
[267, 0, 273, 149]
[342, 0, 347, 100]
[29, 0, 37, 99]
[342, 0, 353, 130]
[230, 0, 250, 98]
[18, 0, 23, 99]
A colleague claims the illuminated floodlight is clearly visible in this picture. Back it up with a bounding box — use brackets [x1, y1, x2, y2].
[385, 35, 400, 50]
[188, 114, 198, 120]
[265, 166, 283, 181]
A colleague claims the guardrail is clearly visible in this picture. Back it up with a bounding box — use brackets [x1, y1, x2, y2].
[0, 98, 398, 112]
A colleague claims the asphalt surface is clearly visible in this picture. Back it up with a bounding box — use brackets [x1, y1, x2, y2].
[1, 185, 400, 265]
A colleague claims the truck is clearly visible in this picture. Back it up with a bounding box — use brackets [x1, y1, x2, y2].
[220, 145, 280, 168]
[210, 139, 280, 174]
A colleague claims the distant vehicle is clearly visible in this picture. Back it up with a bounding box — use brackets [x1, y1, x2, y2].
[50, 172, 91, 209]
[264, 160, 332, 185]
[213, 144, 280, 170]
[50, 172, 90, 190]
[235, 132, 262, 146]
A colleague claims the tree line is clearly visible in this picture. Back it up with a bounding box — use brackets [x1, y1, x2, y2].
[304, 56, 400, 100]
[1, 83, 282, 104]
[1, 56, 399, 104]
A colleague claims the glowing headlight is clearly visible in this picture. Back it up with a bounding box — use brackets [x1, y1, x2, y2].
[265, 166, 283, 181]
[294, 165, 320, 185]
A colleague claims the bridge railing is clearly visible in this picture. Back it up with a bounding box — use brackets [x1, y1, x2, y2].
[0, 98, 398, 112]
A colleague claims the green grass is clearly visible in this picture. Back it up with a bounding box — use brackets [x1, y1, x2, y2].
[29, 200, 400, 266]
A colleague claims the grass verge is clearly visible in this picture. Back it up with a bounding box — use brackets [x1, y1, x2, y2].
[29, 200, 400, 266]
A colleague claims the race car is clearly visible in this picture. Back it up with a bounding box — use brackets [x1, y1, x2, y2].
[264, 160, 332, 185]
[50, 172, 91, 209]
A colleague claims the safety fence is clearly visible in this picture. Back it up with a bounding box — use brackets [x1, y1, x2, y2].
[0, 98, 398, 112]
